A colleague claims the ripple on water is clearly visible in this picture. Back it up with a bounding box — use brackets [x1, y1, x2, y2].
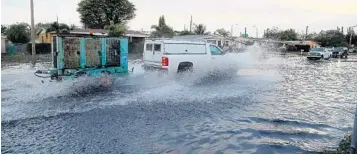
[2, 52, 357, 153]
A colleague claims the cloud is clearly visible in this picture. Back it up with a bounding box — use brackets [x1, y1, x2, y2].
[2, 0, 357, 37]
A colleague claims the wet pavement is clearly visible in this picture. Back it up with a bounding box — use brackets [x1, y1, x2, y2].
[1, 47, 357, 153]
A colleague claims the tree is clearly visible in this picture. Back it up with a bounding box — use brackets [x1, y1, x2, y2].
[214, 28, 230, 37]
[345, 29, 357, 46]
[314, 30, 347, 47]
[193, 24, 209, 35]
[264, 27, 280, 39]
[279, 29, 298, 41]
[150, 15, 174, 38]
[175, 30, 194, 36]
[70, 24, 77, 30]
[45, 22, 70, 33]
[306, 32, 318, 40]
[77, 0, 136, 29]
[1, 25, 7, 34]
[104, 23, 127, 37]
[6, 23, 30, 43]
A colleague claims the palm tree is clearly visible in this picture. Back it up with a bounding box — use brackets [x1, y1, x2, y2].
[70, 24, 77, 30]
[214, 28, 230, 37]
[151, 15, 174, 38]
[194, 24, 208, 35]
[45, 22, 70, 33]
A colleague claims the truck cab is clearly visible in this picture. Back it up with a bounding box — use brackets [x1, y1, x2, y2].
[142, 39, 232, 74]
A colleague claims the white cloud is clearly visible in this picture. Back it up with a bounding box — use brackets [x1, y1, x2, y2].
[2, 0, 357, 37]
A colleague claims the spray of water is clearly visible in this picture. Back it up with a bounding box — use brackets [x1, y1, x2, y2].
[1, 44, 273, 121]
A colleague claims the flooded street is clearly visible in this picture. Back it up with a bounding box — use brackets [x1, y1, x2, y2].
[1, 47, 357, 153]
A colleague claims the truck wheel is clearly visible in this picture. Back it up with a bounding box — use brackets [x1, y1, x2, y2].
[99, 71, 113, 87]
[177, 62, 193, 73]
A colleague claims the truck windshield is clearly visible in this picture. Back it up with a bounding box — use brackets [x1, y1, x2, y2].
[311, 48, 323, 52]
[210, 45, 223, 55]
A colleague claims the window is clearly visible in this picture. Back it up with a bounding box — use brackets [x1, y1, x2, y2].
[146, 44, 153, 51]
[154, 44, 161, 51]
[207, 40, 216, 45]
[210, 45, 223, 55]
[218, 40, 222, 46]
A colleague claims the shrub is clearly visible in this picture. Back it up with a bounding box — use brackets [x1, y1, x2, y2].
[27, 43, 51, 55]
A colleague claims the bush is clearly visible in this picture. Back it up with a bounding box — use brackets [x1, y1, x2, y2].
[7, 23, 30, 43]
[27, 43, 51, 55]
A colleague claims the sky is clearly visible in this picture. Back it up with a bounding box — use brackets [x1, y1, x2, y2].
[1, 0, 357, 37]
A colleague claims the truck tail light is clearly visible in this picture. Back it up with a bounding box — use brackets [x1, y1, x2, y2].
[162, 57, 169, 66]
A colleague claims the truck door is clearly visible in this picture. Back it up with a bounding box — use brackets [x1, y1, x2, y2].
[210, 44, 224, 58]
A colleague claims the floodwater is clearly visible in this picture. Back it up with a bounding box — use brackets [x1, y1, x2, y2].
[1, 46, 357, 153]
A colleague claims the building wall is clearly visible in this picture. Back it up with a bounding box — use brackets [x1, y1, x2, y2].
[1, 38, 8, 53]
[128, 37, 145, 54]
[39, 33, 55, 44]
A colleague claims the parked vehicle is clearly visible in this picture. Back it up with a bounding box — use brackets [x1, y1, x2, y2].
[349, 47, 357, 53]
[142, 39, 237, 75]
[306, 47, 331, 60]
[332, 47, 348, 58]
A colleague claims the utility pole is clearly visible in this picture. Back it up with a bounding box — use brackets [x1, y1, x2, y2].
[189, 15, 192, 33]
[30, 0, 36, 66]
[348, 25, 357, 46]
[231, 25, 233, 37]
[305, 26, 308, 40]
[244, 27, 247, 38]
[253, 25, 258, 38]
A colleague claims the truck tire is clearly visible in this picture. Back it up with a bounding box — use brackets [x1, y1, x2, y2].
[177, 62, 193, 73]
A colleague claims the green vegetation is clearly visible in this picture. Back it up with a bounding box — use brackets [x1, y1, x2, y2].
[6, 23, 30, 43]
[264, 27, 298, 41]
[193, 24, 209, 35]
[279, 29, 298, 41]
[45, 22, 70, 33]
[150, 15, 175, 38]
[175, 30, 194, 36]
[313, 30, 347, 47]
[214, 28, 230, 37]
[1, 25, 7, 34]
[77, 0, 136, 29]
[104, 23, 127, 37]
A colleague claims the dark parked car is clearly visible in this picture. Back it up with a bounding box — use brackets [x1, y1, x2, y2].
[332, 47, 348, 58]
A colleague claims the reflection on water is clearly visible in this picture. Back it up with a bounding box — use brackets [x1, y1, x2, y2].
[1, 48, 357, 153]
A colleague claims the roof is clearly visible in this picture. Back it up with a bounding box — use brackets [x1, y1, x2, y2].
[50, 29, 149, 38]
[172, 35, 226, 40]
[146, 38, 207, 44]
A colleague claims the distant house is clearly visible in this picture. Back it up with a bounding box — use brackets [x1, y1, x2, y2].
[172, 35, 246, 51]
[283, 40, 319, 52]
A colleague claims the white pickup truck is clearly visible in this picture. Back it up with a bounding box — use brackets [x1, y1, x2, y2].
[142, 39, 237, 75]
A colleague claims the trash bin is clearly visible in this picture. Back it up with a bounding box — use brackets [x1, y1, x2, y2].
[7, 44, 15, 56]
